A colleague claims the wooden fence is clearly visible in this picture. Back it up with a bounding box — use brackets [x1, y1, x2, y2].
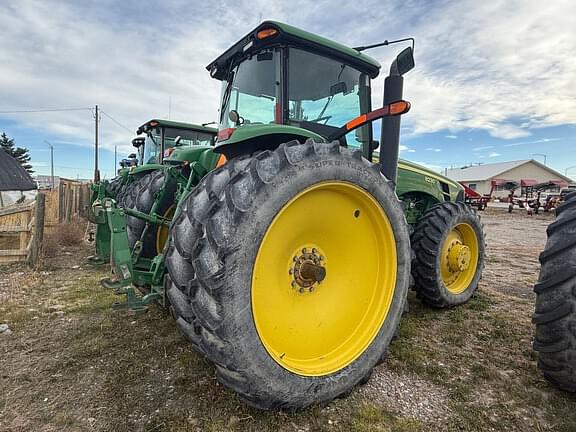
[0, 179, 91, 265]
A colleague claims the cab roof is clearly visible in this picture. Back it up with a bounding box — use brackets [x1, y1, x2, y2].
[207, 21, 381, 80]
[137, 119, 217, 135]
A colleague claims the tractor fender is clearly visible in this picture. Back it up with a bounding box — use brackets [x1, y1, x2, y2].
[215, 124, 325, 159]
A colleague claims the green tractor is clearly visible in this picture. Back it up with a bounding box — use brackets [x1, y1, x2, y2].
[158, 21, 486, 410]
[89, 119, 218, 268]
[97, 21, 485, 410]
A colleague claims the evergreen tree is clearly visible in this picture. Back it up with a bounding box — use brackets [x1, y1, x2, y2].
[0, 132, 33, 174]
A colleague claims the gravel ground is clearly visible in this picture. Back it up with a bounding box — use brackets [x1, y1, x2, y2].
[480, 207, 552, 299]
[357, 368, 450, 424]
[1, 207, 575, 432]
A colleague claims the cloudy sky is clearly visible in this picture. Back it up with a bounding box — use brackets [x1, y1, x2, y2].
[0, 0, 574, 179]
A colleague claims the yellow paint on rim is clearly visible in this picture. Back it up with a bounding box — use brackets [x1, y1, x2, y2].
[252, 181, 397, 376]
[440, 223, 479, 294]
[155, 205, 175, 254]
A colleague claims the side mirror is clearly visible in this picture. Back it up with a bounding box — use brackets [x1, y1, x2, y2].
[128, 153, 136, 159]
[395, 47, 415, 76]
[229, 110, 244, 126]
[132, 137, 145, 148]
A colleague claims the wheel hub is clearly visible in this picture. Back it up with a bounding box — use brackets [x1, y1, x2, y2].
[290, 247, 326, 293]
[447, 242, 471, 272]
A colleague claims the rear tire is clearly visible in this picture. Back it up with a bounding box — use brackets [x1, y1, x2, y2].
[166, 140, 411, 410]
[124, 170, 176, 258]
[105, 176, 125, 199]
[411, 201, 485, 308]
[116, 178, 137, 208]
[533, 191, 576, 392]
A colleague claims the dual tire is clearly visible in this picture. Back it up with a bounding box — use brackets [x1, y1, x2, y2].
[122, 170, 176, 257]
[165, 140, 412, 410]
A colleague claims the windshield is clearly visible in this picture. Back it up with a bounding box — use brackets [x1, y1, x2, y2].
[220, 49, 280, 128]
[143, 127, 215, 164]
[164, 127, 214, 148]
[143, 129, 161, 164]
[218, 47, 371, 147]
[288, 48, 370, 147]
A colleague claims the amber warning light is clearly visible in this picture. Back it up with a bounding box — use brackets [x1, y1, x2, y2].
[345, 100, 410, 132]
[257, 28, 278, 40]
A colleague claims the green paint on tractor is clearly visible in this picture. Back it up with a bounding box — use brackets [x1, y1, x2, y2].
[87, 22, 485, 412]
[87, 119, 218, 269]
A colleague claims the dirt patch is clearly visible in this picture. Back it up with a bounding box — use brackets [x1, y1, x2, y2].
[480, 207, 552, 300]
[1, 207, 575, 432]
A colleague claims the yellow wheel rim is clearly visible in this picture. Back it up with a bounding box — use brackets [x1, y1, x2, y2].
[440, 223, 479, 294]
[252, 181, 397, 376]
[156, 205, 175, 254]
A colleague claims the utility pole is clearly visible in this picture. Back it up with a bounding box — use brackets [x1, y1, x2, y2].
[44, 140, 55, 190]
[94, 105, 100, 182]
[532, 153, 547, 165]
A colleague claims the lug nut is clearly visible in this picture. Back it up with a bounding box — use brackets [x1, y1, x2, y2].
[309, 286, 315, 292]
[302, 248, 307, 254]
[299, 288, 305, 293]
[289, 268, 293, 275]
[312, 248, 317, 254]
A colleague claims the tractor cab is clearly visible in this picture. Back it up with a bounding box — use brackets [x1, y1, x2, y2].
[135, 119, 217, 165]
[208, 21, 412, 167]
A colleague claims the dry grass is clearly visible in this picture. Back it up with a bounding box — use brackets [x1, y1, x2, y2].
[43, 218, 86, 258]
[1, 209, 576, 432]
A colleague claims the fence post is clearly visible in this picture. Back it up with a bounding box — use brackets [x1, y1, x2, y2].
[29, 192, 46, 268]
[58, 182, 65, 223]
[65, 185, 73, 222]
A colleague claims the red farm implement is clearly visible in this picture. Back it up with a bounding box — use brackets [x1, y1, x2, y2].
[508, 179, 568, 214]
[460, 179, 517, 210]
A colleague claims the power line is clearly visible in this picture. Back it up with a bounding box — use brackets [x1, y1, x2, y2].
[100, 110, 133, 134]
[0, 107, 93, 114]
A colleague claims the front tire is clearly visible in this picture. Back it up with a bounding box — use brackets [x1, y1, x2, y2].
[411, 201, 485, 308]
[166, 140, 411, 410]
[533, 191, 576, 392]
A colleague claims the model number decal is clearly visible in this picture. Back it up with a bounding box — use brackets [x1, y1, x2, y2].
[425, 176, 437, 184]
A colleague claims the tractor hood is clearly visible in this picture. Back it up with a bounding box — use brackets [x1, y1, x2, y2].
[164, 145, 215, 164]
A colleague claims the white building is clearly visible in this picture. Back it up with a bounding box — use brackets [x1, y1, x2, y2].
[446, 159, 573, 199]
[35, 175, 60, 189]
[0, 150, 37, 207]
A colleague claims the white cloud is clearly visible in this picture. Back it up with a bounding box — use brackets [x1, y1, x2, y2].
[488, 152, 501, 158]
[399, 145, 415, 153]
[503, 137, 562, 147]
[0, 0, 574, 171]
[395, 0, 576, 139]
[473, 145, 494, 151]
[425, 148, 441, 152]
